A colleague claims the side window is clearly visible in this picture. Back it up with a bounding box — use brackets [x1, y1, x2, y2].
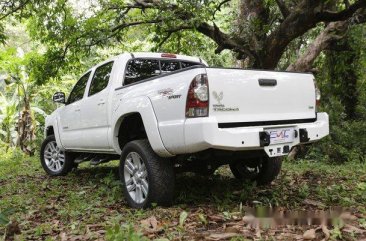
[89, 62, 114, 96]
[124, 59, 160, 85]
[67, 72, 90, 104]
[181, 61, 202, 69]
[161, 60, 180, 73]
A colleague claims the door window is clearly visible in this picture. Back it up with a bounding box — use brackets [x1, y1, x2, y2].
[67, 72, 90, 104]
[89, 62, 114, 96]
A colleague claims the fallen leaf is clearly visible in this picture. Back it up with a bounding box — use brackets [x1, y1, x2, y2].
[208, 215, 225, 222]
[303, 199, 325, 208]
[205, 232, 240, 240]
[225, 226, 240, 233]
[5, 221, 21, 239]
[343, 224, 365, 234]
[303, 229, 316, 240]
[141, 216, 159, 233]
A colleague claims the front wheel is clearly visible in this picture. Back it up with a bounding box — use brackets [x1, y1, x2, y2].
[40, 135, 74, 176]
[119, 139, 175, 209]
[229, 156, 282, 185]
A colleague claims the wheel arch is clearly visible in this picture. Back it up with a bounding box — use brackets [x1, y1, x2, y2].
[110, 96, 173, 157]
[44, 115, 65, 151]
[45, 126, 54, 137]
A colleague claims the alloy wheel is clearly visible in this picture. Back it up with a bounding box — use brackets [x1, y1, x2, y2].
[123, 152, 149, 204]
[44, 141, 65, 172]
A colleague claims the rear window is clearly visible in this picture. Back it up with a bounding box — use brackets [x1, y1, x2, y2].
[181, 61, 199, 68]
[124, 59, 160, 86]
[161, 60, 180, 73]
[124, 58, 203, 86]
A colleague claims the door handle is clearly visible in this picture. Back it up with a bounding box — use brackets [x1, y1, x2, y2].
[259, 79, 277, 87]
[98, 100, 106, 105]
[75, 108, 81, 112]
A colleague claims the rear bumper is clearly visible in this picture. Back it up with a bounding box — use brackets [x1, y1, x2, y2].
[183, 112, 329, 156]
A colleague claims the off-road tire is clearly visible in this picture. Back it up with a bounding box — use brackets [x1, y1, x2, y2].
[40, 135, 74, 176]
[119, 139, 175, 209]
[230, 156, 282, 185]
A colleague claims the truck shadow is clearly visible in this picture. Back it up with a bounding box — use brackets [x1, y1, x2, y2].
[73, 164, 258, 206]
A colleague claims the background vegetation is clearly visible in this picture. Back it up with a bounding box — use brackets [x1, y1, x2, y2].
[0, 0, 366, 240]
[0, 0, 365, 162]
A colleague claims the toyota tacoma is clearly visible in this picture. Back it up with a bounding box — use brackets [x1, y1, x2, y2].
[41, 52, 329, 208]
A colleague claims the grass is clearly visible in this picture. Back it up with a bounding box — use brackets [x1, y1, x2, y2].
[1, 153, 366, 240]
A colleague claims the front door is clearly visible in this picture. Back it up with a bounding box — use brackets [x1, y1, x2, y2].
[59, 71, 91, 149]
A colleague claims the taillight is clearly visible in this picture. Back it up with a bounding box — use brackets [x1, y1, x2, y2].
[314, 80, 321, 108]
[186, 74, 209, 118]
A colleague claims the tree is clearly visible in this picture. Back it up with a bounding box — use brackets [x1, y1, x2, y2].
[0, 47, 48, 155]
[2, 1, 365, 77]
[25, 1, 366, 71]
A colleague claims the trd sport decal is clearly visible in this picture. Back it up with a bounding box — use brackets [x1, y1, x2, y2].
[158, 88, 181, 100]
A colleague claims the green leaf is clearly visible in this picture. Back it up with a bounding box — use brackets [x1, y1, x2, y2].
[179, 211, 188, 227]
[198, 213, 207, 225]
[0, 208, 15, 225]
[0, 213, 9, 225]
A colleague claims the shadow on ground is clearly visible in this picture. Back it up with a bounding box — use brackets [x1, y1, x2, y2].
[70, 163, 254, 207]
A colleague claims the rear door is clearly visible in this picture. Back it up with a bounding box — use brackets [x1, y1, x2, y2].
[206, 68, 316, 124]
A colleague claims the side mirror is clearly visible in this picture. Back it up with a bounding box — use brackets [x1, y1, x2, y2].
[53, 92, 66, 104]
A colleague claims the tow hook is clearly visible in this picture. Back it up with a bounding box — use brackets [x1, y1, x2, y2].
[259, 131, 271, 147]
[299, 128, 310, 143]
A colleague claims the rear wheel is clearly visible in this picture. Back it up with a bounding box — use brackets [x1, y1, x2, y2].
[119, 139, 175, 209]
[40, 135, 74, 176]
[229, 156, 282, 185]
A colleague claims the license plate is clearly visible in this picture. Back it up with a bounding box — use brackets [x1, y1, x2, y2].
[267, 127, 295, 144]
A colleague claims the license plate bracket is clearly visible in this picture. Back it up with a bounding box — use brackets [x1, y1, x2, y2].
[266, 127, 295, 145]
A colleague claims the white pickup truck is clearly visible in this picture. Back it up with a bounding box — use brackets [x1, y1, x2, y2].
[41, 52, 329, 208]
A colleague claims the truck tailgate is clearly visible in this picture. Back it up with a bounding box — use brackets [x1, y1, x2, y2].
[206, 68, 316, 124]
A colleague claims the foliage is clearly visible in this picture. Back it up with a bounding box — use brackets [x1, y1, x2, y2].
[0, 0, 365, 161]
[0, 156, 366, 239]
[0, 92, 18, 149]
[106, 223, 148, 241]
[306, 26, 366, 163]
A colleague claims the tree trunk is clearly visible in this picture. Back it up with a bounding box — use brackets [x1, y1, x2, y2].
[17, 97, 35, 156]
[327, 37, 360, 120]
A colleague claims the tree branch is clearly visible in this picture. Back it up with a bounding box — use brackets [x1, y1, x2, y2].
[213, 0, 232, 18]
[275, 0, 290, 17]
[0, 0, 31, 21]
[196, 22, 252, 58]
[111, 19, 162, 32]
[287, 21, 348, 72]
[316, 0, 366, 22]
[157, 25, 193, 48]
[262, 0, 366, 69]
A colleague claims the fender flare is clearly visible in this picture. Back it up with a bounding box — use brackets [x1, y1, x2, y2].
[44, 117, 65, 151]
[110, 96, 174, 157]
